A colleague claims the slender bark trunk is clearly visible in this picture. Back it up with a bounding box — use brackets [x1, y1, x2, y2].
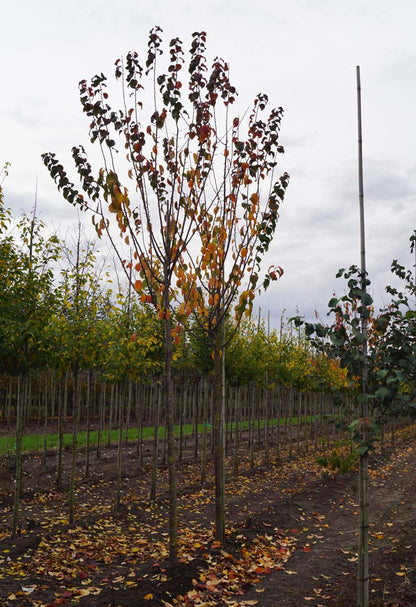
[69, 368, 80, 527]
[213, 338, 225, 542]
[283, 387, 289, 444]
[256, 390, 261, 446]
[275, 387, 281, 460]
[164, 299, 178, 560]
[108, 384, 114, 447]
[233, 387, 240, 476]
[98, 380, 106, 459]
[264, 387, 269, 466]
[288, 388, 293, 460]
[150, 383, 161, 502]
[85, 369, 92, 477]
[116, 384, 123, 511]
[125, 381, 132, 447]
[12, 375, 23, 538]
[63, 371, 68, 420]
[137, 384, 144, 466]
[42, 373, 48, 470]
[200, 380, 209, 488]
[358, 451, 369, 606]
[305, 392, 311, 453]
[179, 385, 184, 463]
[6, 377, 12, 432]
[56, 374, 64, 489]
[193, 384, 199, 460]
[249, 384, 255, 472]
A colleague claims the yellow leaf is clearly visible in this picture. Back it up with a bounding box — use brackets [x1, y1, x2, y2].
[78, 589, 91, 596]
[144, 593, 154, 600]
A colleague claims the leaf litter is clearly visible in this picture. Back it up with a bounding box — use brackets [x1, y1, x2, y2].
[1, 429, 416, 605]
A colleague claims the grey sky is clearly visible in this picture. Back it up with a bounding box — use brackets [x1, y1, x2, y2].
[1, 0, 415, 327]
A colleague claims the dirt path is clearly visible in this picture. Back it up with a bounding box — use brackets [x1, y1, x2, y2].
[226, 444, 416, 606]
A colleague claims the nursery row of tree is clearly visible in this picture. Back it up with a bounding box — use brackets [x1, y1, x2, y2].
[1, 167, 414, 540]
[0, 170, 350, 419]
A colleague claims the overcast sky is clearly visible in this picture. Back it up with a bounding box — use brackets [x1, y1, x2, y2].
[1, 0, 415, 327]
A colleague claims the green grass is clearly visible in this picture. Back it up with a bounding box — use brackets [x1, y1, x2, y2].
[0, 416, 313, 455]
[0, 424, 194, 455]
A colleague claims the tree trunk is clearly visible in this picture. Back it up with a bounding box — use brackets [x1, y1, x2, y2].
[249, 385, 255, 472]
[179, 385, 184, 463]
[233, 387, 240, 476]
[116, 384, 123, 511]
[150, 383, 161, 502]
[42, 372, 48, 470]
[296, 391, 301, 455]
[288, 388, 293, 460]
[85, 369, 92, 477]
[213, 337, 225, 542]
[12, 375, 23, 538]
[56, 374, 64, 489]
[358, 450, 369, 606]
[136, 383, 144, 466]
[69, 368, 80, 527]
[193, 383, 199, 460]
[125, 380, 132, 447]
[163, 290, 178, 560]
[200, 379, 209, 488]
[264, 387, 269, 466]
[6, 376, 13, 432]
[108, 384, 114, 447]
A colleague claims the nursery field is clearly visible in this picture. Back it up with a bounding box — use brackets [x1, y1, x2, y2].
[1, 424, 416, 607]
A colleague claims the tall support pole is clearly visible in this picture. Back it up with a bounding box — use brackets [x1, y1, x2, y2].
[356, 65, 369, 607]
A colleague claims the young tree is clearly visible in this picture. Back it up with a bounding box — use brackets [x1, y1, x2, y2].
[293, 239, 416, 606]
[42, 27, 288, 552]
[0, 186, 61, 536]
[372, 233, 416, 418]
[174, 88, 289, 539]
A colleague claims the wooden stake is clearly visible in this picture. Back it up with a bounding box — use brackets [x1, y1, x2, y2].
[356, 65, 369, 607]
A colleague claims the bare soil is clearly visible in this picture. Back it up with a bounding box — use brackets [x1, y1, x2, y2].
[1, 425, 416, 606]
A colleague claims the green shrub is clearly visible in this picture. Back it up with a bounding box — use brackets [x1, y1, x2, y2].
[316, 440, 358, 475]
